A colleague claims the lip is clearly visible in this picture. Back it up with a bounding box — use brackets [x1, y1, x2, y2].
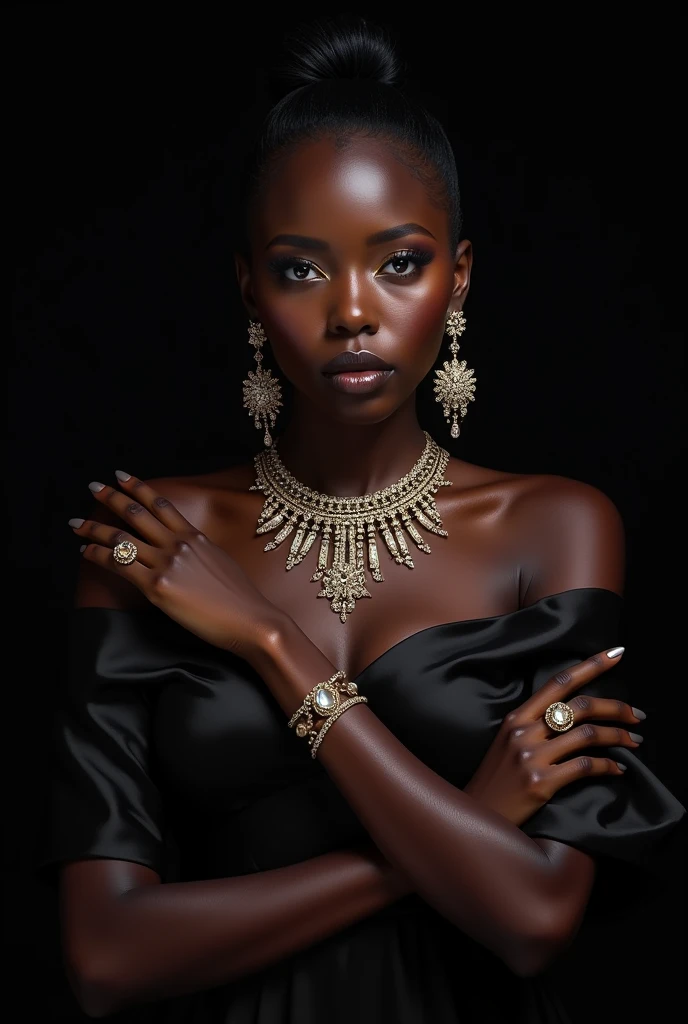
[323, 369, 394, 395]
[321, 349, 393, 374]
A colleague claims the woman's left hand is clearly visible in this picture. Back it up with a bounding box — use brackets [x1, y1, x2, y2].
[70, 472, 282, 659]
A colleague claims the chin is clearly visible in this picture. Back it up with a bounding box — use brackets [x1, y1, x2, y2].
[321, 402, 399, 427]
[315, 387, 404, 424]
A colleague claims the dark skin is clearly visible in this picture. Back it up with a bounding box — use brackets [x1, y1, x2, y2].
[61, 137, 640, 1017]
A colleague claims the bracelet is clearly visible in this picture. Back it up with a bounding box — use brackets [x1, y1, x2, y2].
[310, 696, 369, 759]
[288, 670, 362, 752]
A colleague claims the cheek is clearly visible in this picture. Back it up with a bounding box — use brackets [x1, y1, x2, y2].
[252, 278, 321, 379]
[394, 273, 452, 374]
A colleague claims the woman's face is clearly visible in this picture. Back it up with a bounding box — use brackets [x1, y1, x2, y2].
[237, 135, 471, 426]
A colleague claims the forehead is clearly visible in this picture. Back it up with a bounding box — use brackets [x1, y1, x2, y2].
[250, 135, 450, 249]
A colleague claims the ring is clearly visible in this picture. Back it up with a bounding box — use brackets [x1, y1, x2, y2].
[544, 702, 575, 732]
[113, 540, 138, 565]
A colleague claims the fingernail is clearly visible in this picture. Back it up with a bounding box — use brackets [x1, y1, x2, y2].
[607, 647, 625, 658]
[629, 732, 644, 744]
[632, 707, 646, 720]
[115, 470, 131, 482]
[89, 481, 105, 492]
[617, 762, 627, 771]
[79, 544, 87, 552]
[68, 518, 85, 528]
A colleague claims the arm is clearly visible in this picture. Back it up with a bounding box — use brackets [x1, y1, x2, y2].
[247, 480, 627, 976]
[62, 517, 409, 1017]
[62, 847, 408, 1018]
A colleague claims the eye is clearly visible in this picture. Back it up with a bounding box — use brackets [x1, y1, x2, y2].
[377, 249, 433, 279]
[284, 261, 320, 282]
[268, 257, 324, 282]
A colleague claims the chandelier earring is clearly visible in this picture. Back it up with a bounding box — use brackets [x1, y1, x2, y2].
[242, 321, 283, 448]
[433, 311, 477, 439]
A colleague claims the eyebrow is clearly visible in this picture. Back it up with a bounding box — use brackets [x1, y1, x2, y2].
[266, 234, 329, 251]
[366, 223, 436, 245]
[265, 223, 436, 251]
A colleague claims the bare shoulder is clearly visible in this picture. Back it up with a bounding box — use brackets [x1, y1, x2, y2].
[145, 463, 257, 532]
[449, 456, 623, 533]
[508, 472, 625, 601]
[446, 457, 625, 601]
[508, 471, 623, 531]
[75, 463, 256, 611]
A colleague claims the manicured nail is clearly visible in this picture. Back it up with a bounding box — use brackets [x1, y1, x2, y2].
[607, 647, 625, 658]
[616, 762, 627, 771]
[632, 707, 646, 720]
[79, 544, 87, 552]
[89, 481, 105, 492]
[68, 518, 85, 528]
[629, 732, 644, 744]
[115, 470, 131, 482]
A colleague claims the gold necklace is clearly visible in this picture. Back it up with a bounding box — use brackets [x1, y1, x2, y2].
[250, 431, 452, 623]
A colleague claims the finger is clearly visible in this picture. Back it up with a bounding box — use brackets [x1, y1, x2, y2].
[69, 519, 160, 569]
[526, 647, 625, 720]
[567, 695, 645, 725]
[546, 723, 642, 763]
[112, 472, 196, 534]
[548, 755, 627, 792]
[525, 694, 645, 744]
[87, 481, 170, 545]
[80, 541, 152, 590]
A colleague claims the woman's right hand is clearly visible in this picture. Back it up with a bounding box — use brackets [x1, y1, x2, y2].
[464, 648, 645, 827]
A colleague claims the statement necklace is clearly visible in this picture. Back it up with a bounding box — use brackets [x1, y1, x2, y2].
[250, 431, 452, 623]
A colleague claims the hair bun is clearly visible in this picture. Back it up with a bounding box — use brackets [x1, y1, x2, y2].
[281, 18, 400, 90]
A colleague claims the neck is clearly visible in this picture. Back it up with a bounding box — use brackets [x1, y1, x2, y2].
[275, 395, 427, 497]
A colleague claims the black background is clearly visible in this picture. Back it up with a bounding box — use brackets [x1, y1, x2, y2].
[8, 5, 685, 1021]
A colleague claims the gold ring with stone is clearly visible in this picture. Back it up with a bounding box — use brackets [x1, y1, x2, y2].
[544, 702, 575, 732]
[113, 540, 138, 565]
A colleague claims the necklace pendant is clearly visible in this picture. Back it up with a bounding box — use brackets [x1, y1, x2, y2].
[264, 516, 296, 551]
[355, 524, 366, 571]
[380, 520, 402, 563]
[317, 561, 372, 622]
[285, 519, 308, 570]
[391, 517, 415, 569]
[256, 512, 284, 535]
[366, 523, 384, 582]
[332, 522, 344, 566]
[288, 525, 318, 570]
[403, 515, 432, 554]
[347, 524, 358, 567]
[310, 526, 331, 582]
[419, 497, 443, 524]
[414, 507, 448, 537]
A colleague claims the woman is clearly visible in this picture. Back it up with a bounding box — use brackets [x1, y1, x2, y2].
[44, 18, 683, 1024]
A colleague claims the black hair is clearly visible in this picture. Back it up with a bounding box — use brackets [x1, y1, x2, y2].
[241, 17, 462, 251]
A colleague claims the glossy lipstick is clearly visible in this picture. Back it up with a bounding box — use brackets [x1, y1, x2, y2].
[322, 350, 394, 395]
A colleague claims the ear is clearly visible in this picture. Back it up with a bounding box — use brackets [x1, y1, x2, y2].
[449, 239, 473, 311]
[234, 253, 259, 320]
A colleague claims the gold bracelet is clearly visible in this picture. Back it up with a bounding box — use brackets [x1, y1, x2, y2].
[310, 696, 368, 759]
[288, 670, 361, 751]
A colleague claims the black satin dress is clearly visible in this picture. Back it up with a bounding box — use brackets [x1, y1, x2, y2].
[42, 588, 684, 1023]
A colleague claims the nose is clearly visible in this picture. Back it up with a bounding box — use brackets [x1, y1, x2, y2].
[326, 272, 379, 337]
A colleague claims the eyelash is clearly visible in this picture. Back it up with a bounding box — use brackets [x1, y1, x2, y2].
[268, 248, 434, 282]
[380, 249, 433, 277]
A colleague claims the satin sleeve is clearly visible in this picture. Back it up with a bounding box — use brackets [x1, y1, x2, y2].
[519, 591, 685, 866]
[40, 609, 165, 876]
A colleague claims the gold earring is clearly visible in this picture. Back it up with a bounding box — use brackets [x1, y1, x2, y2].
[242, 321, 283, 448]
[433, 311, 477, 439]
